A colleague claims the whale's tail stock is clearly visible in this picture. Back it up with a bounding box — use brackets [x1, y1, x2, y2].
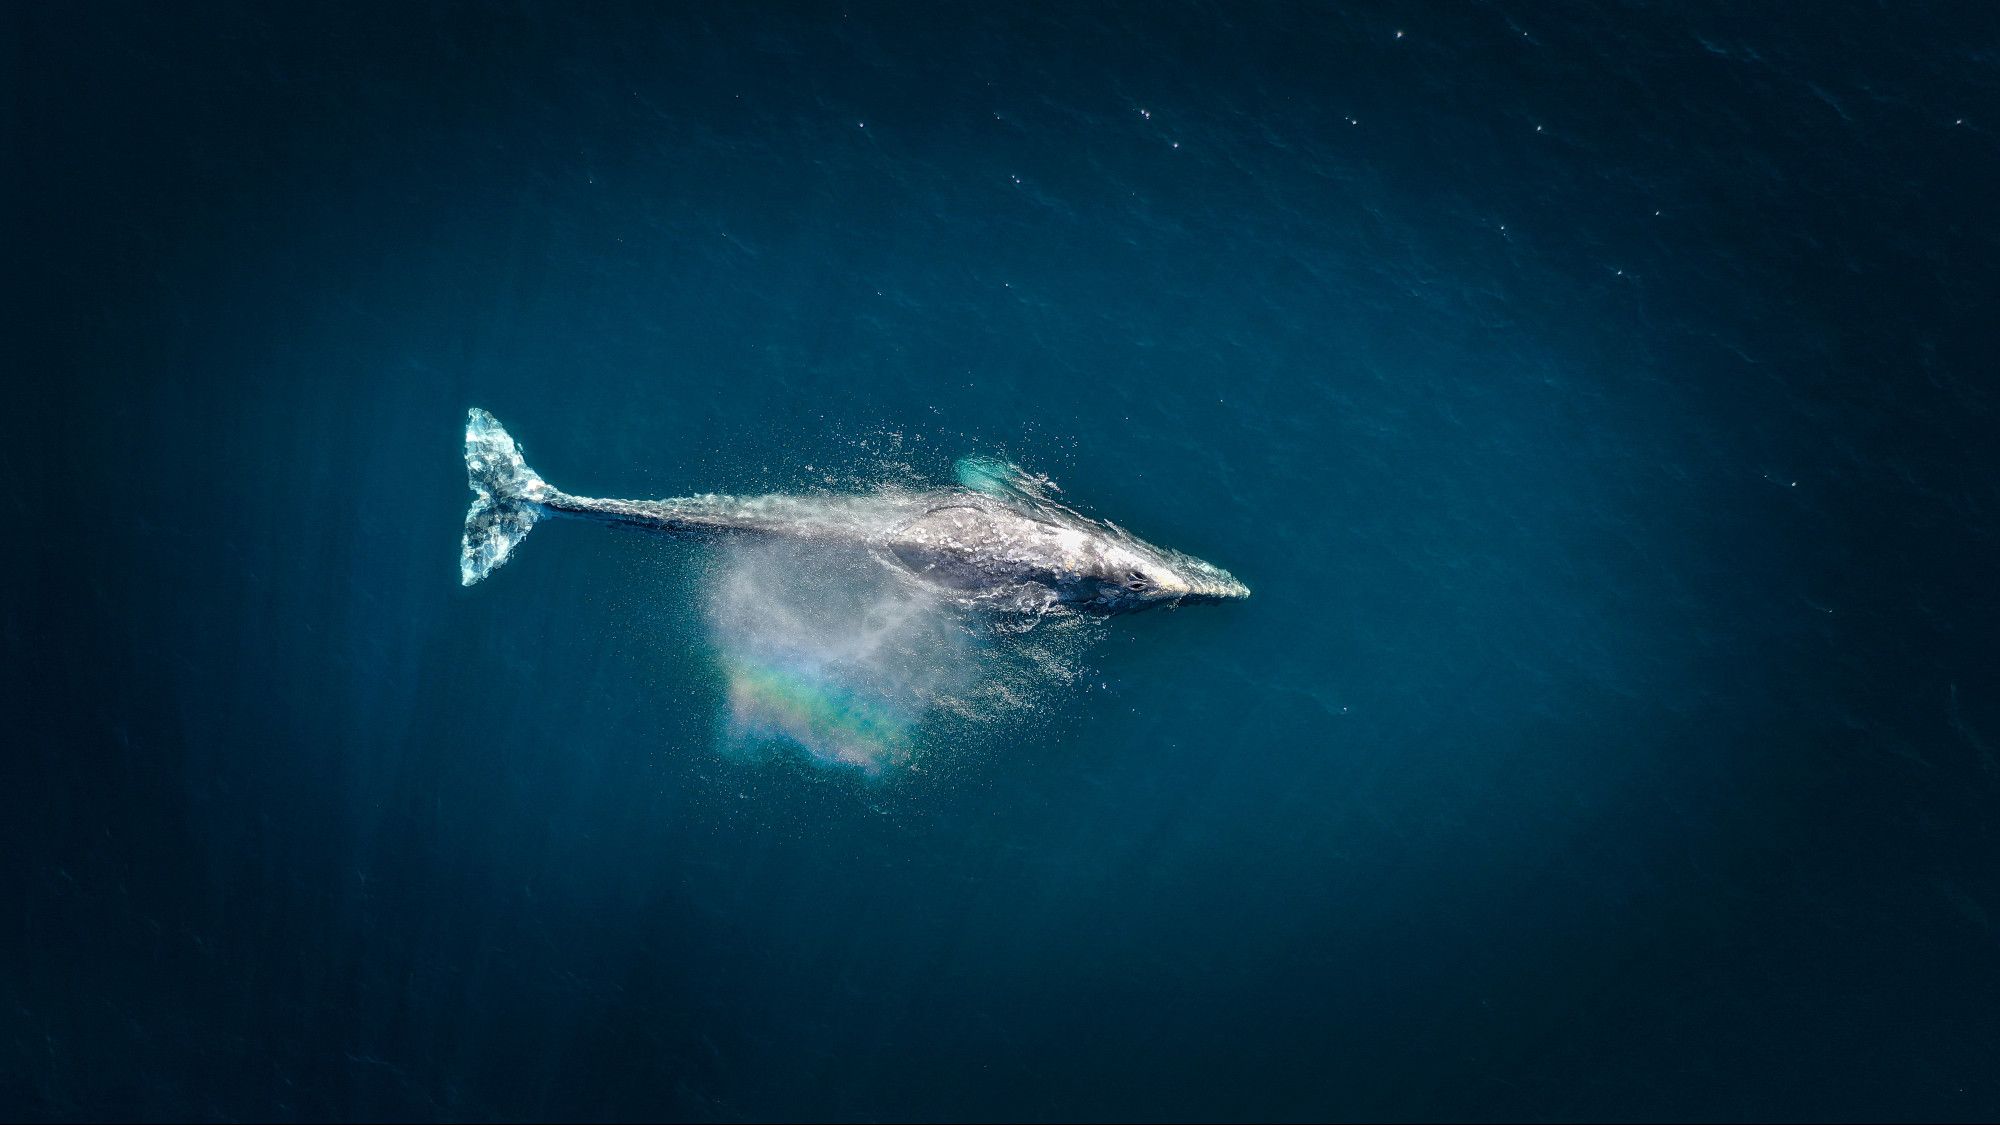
[460, 408, 550, 586]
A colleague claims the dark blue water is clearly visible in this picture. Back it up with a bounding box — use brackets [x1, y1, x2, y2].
[10, 3, 2000, 1119]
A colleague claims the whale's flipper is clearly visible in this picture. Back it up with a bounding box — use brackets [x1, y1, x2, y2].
[954, 455, 1097, 527]
[461, 409, 550, 586]
[955, 455, 1063, 506]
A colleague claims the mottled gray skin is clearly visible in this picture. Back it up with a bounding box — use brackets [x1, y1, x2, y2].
[460, 409, 1249, 614]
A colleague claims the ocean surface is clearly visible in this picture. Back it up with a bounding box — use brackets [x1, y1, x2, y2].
[9, 3, 2000, 1120]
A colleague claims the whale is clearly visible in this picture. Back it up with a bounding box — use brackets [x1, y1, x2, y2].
[458, 408, 1249, 615]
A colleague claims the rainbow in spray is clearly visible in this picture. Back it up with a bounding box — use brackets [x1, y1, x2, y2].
[700, 538, 975, 774]
[719, 655, 916, 774]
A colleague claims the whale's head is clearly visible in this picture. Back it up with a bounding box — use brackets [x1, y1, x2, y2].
[1083, 537, 1251, 613]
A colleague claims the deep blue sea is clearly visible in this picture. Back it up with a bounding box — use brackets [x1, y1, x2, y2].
[9, 3, 2000, 1120]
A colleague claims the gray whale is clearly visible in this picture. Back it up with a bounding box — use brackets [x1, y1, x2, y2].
[459, 409, 1248, 615]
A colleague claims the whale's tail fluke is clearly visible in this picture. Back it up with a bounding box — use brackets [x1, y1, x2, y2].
[461, 408, 550, 586]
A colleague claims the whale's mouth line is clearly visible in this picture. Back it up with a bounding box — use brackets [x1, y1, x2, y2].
[1169, 577, 1251, 604]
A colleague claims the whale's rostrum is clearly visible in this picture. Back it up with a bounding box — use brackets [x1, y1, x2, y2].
[459, 408, 1249, 614]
